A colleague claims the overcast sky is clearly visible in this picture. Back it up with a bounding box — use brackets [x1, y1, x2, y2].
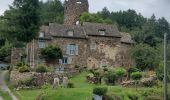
[0, 0, 170, 22]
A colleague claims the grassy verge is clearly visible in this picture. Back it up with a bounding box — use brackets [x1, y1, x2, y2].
[0, 90, 12, 100]
[6, 71, 170, 100]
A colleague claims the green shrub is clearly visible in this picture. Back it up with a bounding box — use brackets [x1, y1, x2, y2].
[126, 91, 139, 100]
[115, 68, 126, 77]
[19, 66, 30, 73]
[93, 87, 108, 96]
[41, 45, 63, 59]
[103, 68, 108, 72]
[68, 82, 74, 88]
[35, 64, 48, 73]
[131, 72, 143, 80]
[18, 78, 34, 86]
[106, 70, 117, 84]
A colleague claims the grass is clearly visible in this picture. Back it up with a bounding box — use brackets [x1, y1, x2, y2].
[8, 71, 170, 100]
[0, 90, 12, 100]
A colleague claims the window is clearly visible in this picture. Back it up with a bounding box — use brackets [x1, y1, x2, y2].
[62, 57, 68, 64]
[90, 42, 96, 50]
[76, 1, 82, 4]
[66, 44, 79, 55]
[98, 30, 106, 35]
[38, 40, 45, 48]
[67, 30, 74, 36]
[101, 60, 108, 68]
[39, 32, 45, 38]
[70, 44, 76, 55]
[59, 57, 72, 64]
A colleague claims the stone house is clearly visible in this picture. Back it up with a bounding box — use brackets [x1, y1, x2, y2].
[11, 0, 134, 70]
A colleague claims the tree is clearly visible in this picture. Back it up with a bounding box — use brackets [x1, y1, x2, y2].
[39, 0, 64, 25]
[130, 43, 159, 70]
[11, 0, 40, 43]
[0, 40, 12, 61]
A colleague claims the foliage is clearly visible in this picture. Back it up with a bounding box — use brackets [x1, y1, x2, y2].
[41, 45, 63, 60]
[35, 64, 49, 73]
[130, 43, 159, 70]
[68, 82, 74, 88]
[18, 77, 34, 86]
[115, 68, 126, 77]
[39, 0, 64, 25]
[131, 72, 143, 80]
[18, 66, 30, 73]
[93, 87, 108, 96]
[156, 61, 170, 81]
[0, 40, 12, 61]
[106, 70, 117, 84]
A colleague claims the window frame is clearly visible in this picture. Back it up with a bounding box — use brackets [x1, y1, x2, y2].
[38, 40, 46, 48]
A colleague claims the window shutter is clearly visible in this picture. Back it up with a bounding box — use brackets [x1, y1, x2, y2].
[68, 57, 72, 64]
[76, 45, 79, 55]
[66, 45, 70, 55]
[59, 59, 62, 64]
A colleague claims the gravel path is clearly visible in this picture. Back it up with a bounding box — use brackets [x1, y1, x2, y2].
[0, 97, 3, 100]
[0, 71, 18, 100]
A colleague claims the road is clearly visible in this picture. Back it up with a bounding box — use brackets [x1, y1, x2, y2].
[0, 70, 18, 100]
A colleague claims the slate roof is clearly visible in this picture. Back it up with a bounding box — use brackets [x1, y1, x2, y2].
[39, 22, 133, 44]
[39, 26, 51, 40]
[120, 32, 134, 44]
[48, 23, 87, 39]
[83, 22, 121, 38]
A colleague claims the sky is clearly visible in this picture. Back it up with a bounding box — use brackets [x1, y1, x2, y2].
[0, 0, 170, 22]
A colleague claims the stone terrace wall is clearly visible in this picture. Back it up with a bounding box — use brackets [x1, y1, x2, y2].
[10, 70, 67, 87]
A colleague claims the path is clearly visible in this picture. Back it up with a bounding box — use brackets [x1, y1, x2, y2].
[0, 70, 18, 100]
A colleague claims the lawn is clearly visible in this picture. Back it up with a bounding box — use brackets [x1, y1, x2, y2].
[0, 90, 12, 100]
[10, 72, 169, 100]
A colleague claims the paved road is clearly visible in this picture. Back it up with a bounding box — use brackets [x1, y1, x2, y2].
[0, 70, 18, 100]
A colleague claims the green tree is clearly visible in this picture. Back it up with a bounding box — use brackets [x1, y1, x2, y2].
[11, 0, 40, 43]
[130, 43, 159, 70]
[39, 0, 64, 25]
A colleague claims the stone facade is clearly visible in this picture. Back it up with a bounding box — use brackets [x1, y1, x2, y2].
[64, 0, 89, 25]
[11, 0, 134, 70]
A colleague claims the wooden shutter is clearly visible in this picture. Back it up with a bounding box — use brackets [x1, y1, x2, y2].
[59, 59, 62, 64]
[75, 45, 79, 55]
[66, 45, 70, 55]
[68, 57, 72, 64]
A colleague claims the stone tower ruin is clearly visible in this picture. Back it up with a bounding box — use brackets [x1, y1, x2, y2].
[64, 0, 89, 25]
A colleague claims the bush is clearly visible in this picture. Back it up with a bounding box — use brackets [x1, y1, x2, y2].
[18, 78, 34, 86]
[68, 82, 74, 88]
[131, 72, 143, 80]
[41, 45, 63, 60]
[115, 68, 126, 77]
[16, 62, 28, 69]
[106, 70, 117, 84]
[19, 66, 30, 73]
[35, 64, 48, 73]
[93, 87, 108, 96]
[145, 96, 163, 100]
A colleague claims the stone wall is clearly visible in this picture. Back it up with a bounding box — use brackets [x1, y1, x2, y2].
[10, 70, 66, 87]
[52, 37, 88, 68]
[86, 36, 122, 68]
[64, 0, 89, 25]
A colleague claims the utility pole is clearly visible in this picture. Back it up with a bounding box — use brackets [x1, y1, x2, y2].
[164, 32, 168, 100]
